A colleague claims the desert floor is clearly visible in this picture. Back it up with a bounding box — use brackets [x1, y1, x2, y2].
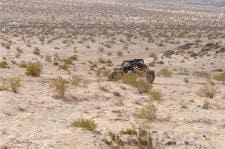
[0, 1, 225, 149]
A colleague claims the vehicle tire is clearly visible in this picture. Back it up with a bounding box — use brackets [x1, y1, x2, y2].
[146, 70, 155, 84]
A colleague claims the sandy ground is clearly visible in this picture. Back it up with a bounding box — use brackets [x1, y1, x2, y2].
[0, 1, 225, 149]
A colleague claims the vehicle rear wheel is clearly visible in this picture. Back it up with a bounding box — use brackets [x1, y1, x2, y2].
[146, 70, 155, 84]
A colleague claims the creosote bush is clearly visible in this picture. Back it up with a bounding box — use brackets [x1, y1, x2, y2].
[72, 118, 97, 131]
[26, 62, 42, 77]
[9, 77, 21, 93]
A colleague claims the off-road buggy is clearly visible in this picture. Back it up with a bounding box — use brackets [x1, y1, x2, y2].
[108, 59, 155, 83]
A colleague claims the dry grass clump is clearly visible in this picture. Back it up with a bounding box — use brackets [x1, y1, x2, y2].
[72, 118, 97, 131]
[193, 71, 211, 78]
[103, 125, 156, 148]
[158, 68, 173, 77]
[0, 78, 21, 93]
[96, 67, 111, 78]
[149, 52, 158, 61]
[0, 145, 8, 149]
[135, 103, 156, 121]
[52, 77, 69, 98]
[18, 61, 27, 68]
[9, 77, 21, 93]
[70, 75, 81, 86]
[198, 83, 216, 98]
[26, 62, 42, 77]
[59, 55, 77, 71]
[0, 61, 9, 68]
[202, 99, 209, 109]
[183, 77, 189, 83]
[117, 51, 123, 57]
[33, 47, 40, 55]
[0, 81, 8, 91]
[148, 89, 162, 101]
[121, 73, 152, 93]
[213, 72, 225, 84]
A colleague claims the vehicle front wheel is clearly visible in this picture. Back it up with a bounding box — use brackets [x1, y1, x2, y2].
[146, 70, 155, 84]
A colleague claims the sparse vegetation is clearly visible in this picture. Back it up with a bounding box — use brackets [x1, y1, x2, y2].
[193, 71, 211, 78]
[72, 118, 97, 131]
[135, 103, 156, 121]
[158, 68, 173, 77]
[213, 72, 225, 84]
[33, 47, 40, 55]
[0, 1, 225, 148]
[0, 61, 9, 68]
[121, 73, 152, 93]
[148, 89, 162, 101]
[9, 77, 21, 93]
[52, 77, 69, 98]
[26, 62, 42, 77]
[198, 83, 216, 98]
[103, 125, 156, 148]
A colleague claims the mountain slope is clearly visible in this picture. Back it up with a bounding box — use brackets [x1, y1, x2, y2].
[116, 0, 225, 8]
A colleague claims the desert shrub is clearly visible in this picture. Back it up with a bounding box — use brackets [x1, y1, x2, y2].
[59, 63, 70, 71]
[198, 83, 216, 98]
[121, 73, 152, 93]
[15, 47, 23, 58]
[213, 72, 225, 84]
[18, 61, 27, 68]
[98, 47, 104, 53]
[183, 77, 189, 83]
[33, 47, 40, 55]
[16, 47, 23, 53]
[0, 145, 8, 149]
[15, 52, 21, 58]
[117, 51, 123, 57]
[135, 103, 156, 121]
[70, 75, 81, 86]
[202, 99, 209, 109]
[63, 55, 77, 65]
[59, 55, 77, 71]
[149, 52, 158, 61]
[158, 68, 172, 77]
[107, 52, 113, 56]
[26, 62, 42, 77]
[52, 77, 69, 98]
[45, 55, 52, 62]
[193, 71, 211, 78]
[9, 77, 21, 93]
[98, 57, 107, 64]
[103, 126, 156, 148]
[104, 43, 112, 48]
[103, 131, 124, 146]
[96, 67, 110, 78]
[72, 118, 97, 131]
[148, 89, 162, 101]
[0, 61, 9, 68]
[0, 81, 7, 91]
